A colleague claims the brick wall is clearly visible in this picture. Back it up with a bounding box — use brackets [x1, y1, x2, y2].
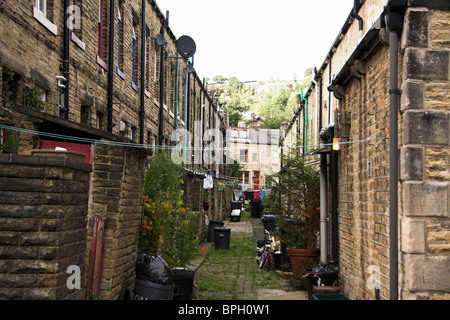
[0, 153, 92, 300]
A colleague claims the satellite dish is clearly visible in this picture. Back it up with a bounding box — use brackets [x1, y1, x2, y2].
[186, 63, 195, 74]
[156, 34, 167, 46]
[176, 35, 196, 59]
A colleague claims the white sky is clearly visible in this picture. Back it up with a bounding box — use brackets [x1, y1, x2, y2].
[157, 0, 355, 82]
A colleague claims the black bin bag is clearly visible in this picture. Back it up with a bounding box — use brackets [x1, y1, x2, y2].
[135, 253, 174, 285]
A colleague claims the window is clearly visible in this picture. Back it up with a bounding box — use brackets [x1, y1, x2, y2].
[272, 150, 279, 165]
[70, 0, 85, 50]
[131, 126, 137, 141]
[34, 0, 57, 35]
[131, 15, 140, 92]
[144, 26, 151, 97]
[26, 86, 49, 112]
[81, 104, 90, 125]
[97, 0, 108, 70]
[116, 0, 125, 79]
[243, 171, 249, 184]
[239, 130, 247, 139]
[240, 149, 248, 163]
[96, 112, 103, 130]
[36, 0, 46, 14]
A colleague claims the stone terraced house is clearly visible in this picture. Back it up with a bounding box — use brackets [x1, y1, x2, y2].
[282, 0, 449, 300]
[0, 0, 225, 299]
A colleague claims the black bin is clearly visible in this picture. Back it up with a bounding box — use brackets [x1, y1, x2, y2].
[251, 200, 263, 218]
[262, 215, 277, 231]
[214, 227, 231, 250]
[231, 200, 243, 210]
[133, 279, 174, 300]
[172, 269, 195, 300]
[208, 221, 224, 242]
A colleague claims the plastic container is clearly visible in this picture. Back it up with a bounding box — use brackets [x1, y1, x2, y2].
[214, 227, 231, 250]
[230, 209, 241, 222]
[231, 200, 243, 210]
[272, 251, 282, 270]
[172, 269, 195, 300]
[251, 200, 263, 218]
[207, 221, 224, 242]
[262, 215, 277, 231]
[133, 279, 175, 300]
[312, 293, 349, 300]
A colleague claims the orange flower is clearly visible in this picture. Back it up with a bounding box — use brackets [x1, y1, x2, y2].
[201, 248, 205, 253]
[181, 208, 185, 213]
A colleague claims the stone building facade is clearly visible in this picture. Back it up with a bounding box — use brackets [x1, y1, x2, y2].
[283, 0, 449, 300]
[0, 0, 224, 299]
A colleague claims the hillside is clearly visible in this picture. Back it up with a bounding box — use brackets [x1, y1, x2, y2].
[207, 69, 313, 129]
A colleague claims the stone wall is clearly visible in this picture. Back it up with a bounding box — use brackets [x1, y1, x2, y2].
[0, 153, 92, 300]
[398, 3, 450, 300]
[337, 43, 391, 300]
[86, 144, 146, 300]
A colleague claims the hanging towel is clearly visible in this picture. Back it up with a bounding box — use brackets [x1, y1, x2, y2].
[253, 190, 260, 200]
[260, 190, 264, 200]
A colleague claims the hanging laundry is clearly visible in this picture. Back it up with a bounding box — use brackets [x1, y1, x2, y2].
[253, 190, 260, 200]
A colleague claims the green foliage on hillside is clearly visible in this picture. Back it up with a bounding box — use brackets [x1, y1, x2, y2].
[208, 69, 313, 129]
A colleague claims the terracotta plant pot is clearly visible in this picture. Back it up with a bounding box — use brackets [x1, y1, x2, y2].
[286, 248, 320, 276]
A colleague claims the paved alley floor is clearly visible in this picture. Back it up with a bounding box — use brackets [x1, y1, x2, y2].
[188, 215, 308, 300]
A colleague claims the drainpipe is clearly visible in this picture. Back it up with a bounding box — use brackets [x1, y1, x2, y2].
[331, 133, 338, 262]
[317, 68, 323, 132]
[320, 148, 328, 263]
[311, 77, 318, 147]
[106, 0, 115, 132]
[184, 62, 190, 164]
[202, 79, 206, 168]
[62, 0, 70, 120]
[158, 12, 168, 146]
[301, 88, 308, 155]
[174, 53, 179, 131]
[352, 0, 364, 38]
[139, 0, 146, 144]
[386, 0, 405, 301]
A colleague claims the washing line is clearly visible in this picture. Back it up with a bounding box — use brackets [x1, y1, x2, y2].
[0, 124, 386, 152]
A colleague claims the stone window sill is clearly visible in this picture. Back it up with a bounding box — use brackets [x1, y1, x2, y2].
[33, 7, 57, 36]
[71, 32, 86, 51]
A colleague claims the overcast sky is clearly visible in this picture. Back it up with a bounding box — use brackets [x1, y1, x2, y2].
[157, 0, 355, 82]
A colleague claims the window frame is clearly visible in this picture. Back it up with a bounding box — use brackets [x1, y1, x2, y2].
[116, 0, 125, 79]
[131, 19, 140, 92]
[33, 0, 58, 35]
[96, 0, 109, 71]
[70, 0, 86, 50]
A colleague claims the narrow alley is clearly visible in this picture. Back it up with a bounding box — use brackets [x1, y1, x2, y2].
[188, 211, 308, 300]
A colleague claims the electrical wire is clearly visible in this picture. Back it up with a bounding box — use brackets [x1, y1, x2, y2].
[0, 124, 386, 152]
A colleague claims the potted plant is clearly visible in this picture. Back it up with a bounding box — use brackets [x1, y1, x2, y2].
[264, 154, 320, 277]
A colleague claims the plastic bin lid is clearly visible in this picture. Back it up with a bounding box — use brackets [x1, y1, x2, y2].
[214, 227, 231, 231]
